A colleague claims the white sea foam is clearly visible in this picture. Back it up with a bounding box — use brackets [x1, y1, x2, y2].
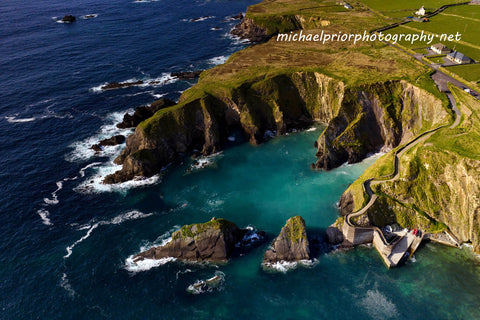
[190, 16, 215, 22]
[186, 271, 225, 295]
[125, 257, 176, 272]
[37, 208, 53, 226]
[133, 0, 160, 3]
[90, 73, 178, 93]
[43, 181, 63, 205]
[66, 110, 134, 162]
[150, 92, 167, 99]
[264, 259, 317, 273]
[227, 136, 235, 142]
[360, 289, 398, 320]
[207, 56, 228, 65]
[81, 14, 98, 19]
[189, 152, 223, 171]
[124, 226, 181, 272]
[305, 127, 317, 132]
[64, 210, 154, 259]
[5, 116, 36, 123]
[74, 163, 160, 194]
[60, 273, 76, 297]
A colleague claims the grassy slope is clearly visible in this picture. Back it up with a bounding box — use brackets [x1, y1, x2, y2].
[349, 85, 480, 234]
[140, 0, 446, 136]
[360, 0, 467, 19]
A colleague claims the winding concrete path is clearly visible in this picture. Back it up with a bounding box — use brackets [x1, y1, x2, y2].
[344, 68, 462, 259]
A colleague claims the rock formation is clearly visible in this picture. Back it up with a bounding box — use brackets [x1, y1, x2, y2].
[101, 80, 143, 90]
[91, 135, 125, 151]
[231, 18, 269, 43]
[61, 15, 76, 23]
[117, 98, 176, 129]
[132, 218, 248, 263]
[263, 216, 311, 264]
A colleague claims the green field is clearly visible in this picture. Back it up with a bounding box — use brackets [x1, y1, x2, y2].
[382, 3, 480, 61]
[359, 0, 466, 19]
[442, 5, 480, 20]
[445, 63, 480, 82]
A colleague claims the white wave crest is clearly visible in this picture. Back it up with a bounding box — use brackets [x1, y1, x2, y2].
[90, 73, 177, 93]
[207, 56, 228, 66]
[263, 259, 317, 273]
[37, 208, 53, 226]
[125, 257, 176, 272]
[43, 181, 63, 205]
[66, 110, 134, 163]
[81, 14, 98, 19]
[60, 273, 76, 297]
[5, 116, 36, 123]
[64, 210, 154, 259]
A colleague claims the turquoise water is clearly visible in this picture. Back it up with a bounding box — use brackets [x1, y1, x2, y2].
[59, 128, 479, 319]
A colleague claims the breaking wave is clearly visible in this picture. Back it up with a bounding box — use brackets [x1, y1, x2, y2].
[64, 210, 154, 259]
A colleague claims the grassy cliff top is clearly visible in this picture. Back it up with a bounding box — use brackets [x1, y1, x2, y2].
[172, 218, 238, 240]
[284, 216, 307, 243]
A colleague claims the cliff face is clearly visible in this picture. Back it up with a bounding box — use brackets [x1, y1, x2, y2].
[105, 72, 342, 183]
[314, 80, 449, 169]
[105, 74, 447, 184]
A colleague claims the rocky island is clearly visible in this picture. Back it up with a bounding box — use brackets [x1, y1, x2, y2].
[132, 218, 257, 263]
[263, 216, 311, 265]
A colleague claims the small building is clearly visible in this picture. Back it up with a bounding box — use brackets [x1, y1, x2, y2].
[447, 51, 473, 64]
[344, 2, 353, 9]
[415, 6, 426, 16]
[431, 43, 451, 54]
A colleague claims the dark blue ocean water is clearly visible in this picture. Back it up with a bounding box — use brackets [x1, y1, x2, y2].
[1, 0, 480, 319]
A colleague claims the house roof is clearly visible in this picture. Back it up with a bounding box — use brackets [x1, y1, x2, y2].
[447, 51, 472, 62]
[431, 43, 450, 51]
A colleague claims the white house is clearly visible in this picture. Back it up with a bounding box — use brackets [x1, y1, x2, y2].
[415, 6, 426, 16]
[431, 43, 451, 54]
[447, 51, 473, 64]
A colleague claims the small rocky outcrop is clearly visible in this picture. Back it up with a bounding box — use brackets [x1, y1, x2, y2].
[263, 216, 311, 264]
[101, 80, 143, 90]
[326, 221, 344, 245]
[231, 18, 269, 43]
[232, 13, 244, 20]
[62, 15, 76, 23]
[132, 218, 248, 263]
[171, 71, 202, 80]
[117, 98, 175, 129]
[91, 135, 126, 151]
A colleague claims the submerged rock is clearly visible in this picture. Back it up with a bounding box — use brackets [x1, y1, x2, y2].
[133, 218, 248, 263]
[117, 98, 175, 129]
[62, 15, 76, 23]
[263, 216, 311, 264]
[101, 80, 143, 90]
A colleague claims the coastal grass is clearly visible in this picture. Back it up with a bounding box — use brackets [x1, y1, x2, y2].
[173, 218, 237, 240]
[426, 85, 480, 160]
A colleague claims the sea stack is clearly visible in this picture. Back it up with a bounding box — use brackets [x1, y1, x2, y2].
[263, 216, 311, 265]
[132, 218, 247, 263]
